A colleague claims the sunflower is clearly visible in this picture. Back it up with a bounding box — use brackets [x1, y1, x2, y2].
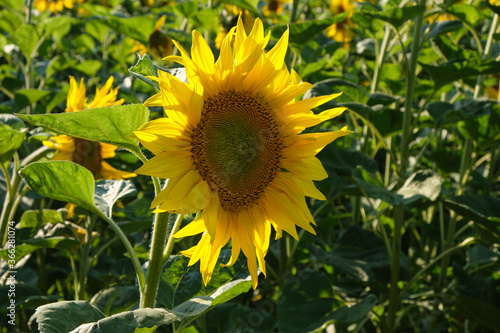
[134, 17, 350, 288]
[326, 0, 356, 45]
[34, 0, 73, 13]
[43, 76, 135, 181]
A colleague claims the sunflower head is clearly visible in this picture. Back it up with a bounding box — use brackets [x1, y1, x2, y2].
[134, 17, 350, 288]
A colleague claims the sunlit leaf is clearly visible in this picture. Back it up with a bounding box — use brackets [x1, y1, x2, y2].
[17, 104, 149, 157]
[7, 23, 39, 58]
[19, 161, 96, 213]
[18, 209, 64, 229]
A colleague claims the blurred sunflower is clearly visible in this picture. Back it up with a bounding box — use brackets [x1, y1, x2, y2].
[326, 0, 356, 45]
[43, 76, 135, 181]
[215, 5, 255, 49]
[262, 0, 287, 17]
[34, 0, 73, 13]
[130, 16, 174, 58]
[134, 17, 350, 288]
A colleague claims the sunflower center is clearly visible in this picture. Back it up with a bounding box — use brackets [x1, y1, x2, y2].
[72, 138, 102, 179]
[192, 90, 283, 213]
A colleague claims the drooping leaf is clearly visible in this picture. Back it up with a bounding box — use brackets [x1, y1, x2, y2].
[16, 104, 149, 157]
[0, 237, 80, 262]
[19, 161, 96, 213]
[0, 122, 26, 165]
[94, 180, 137, 218]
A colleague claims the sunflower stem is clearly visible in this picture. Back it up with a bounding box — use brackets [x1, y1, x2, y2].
[162, 214, 183, 265]
[387, 2, 425, 331]
[141, 211, 171, 308]
[371, 24, 391, 94]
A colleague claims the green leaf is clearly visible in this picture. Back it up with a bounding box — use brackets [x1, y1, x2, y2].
[0, 237, 80, 262]
[35, 301, 106, 333]
[396, 170, 443, 204]
[91, 286, 140, 316]
[425, 20, 463, 41]
[18, 209, 64, 229]
[446, 4, 480, 26]
[16, 104, 149, 157]
[129, 55, 159, 90]
[0, 122, 26, 165]
[0, 9, 23, 34]
[94, 180, 137, 218]
[458, 104, 500, 148]
[422, 59, 500, 90]
[93, 16, 156, 45]
[269, 14, 350, 51]
[0, 0, 23, 10]
[442, 194, 500, 240]
[363, 6, 425, 29]
[19, 161, 96, 213]
[277, 270, 337, 333]
[7, 23, 39, 58]
[75, 60, 102, 77]
[14, 89, 52, 109]
[352, 167, 404, 205]
[329, 294, 378, 323]
[71, 308, 179, 333]
[318, 146, 378, 177]
[427, 99, 493, 128]
[42, 16, 74, 38]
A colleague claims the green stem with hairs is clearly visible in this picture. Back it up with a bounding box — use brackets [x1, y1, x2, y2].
[387, 2, 425, 332]
[141, 211, 171, 308]
[162, 214, 184, 265]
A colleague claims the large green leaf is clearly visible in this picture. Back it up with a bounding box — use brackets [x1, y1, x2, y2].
[35, 301, 106, 333]
[422, 59, 500, 90]
[19, 161, 96, 213]
[94, 180, 137, 218]
[16, 104, 149, 157]
[363, 5, 425, 29]
[426, 99, 493, 128]
[269, 14, 350, 51]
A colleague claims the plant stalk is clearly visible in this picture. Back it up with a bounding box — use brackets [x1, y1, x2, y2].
[141, 211, 171, 308]
[387, 2, 425, 331]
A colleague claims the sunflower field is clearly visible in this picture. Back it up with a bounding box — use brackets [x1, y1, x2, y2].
[1, 0, 500, 332]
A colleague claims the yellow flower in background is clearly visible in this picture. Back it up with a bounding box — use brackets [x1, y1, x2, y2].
[43, 76, 135, 180]
[134, 17, 350, 288]
[326, 0, 355, 44]
[216, 5, 255, 49]
[263, 0, 287, 16]
[34, 0, 73, 13]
